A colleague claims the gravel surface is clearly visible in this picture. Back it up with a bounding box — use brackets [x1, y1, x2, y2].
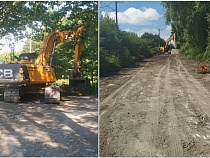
[0, 95, 98, 157]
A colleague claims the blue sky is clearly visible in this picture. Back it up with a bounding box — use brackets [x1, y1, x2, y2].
[100, 1, 172, 40]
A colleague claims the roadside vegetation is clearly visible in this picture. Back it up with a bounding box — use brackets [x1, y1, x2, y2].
[162, 1, 210, 61]
[100, 16, 165, 77]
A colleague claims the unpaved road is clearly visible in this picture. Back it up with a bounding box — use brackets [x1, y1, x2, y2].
[0, 95, 98, 157]
[100, 53, 210, 157]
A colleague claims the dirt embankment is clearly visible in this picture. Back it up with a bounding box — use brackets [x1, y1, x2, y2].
[100, 53, 210, 157]
[0, 95, 98, 157]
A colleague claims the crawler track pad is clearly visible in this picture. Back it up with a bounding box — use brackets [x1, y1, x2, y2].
[44, 86, 60, 104]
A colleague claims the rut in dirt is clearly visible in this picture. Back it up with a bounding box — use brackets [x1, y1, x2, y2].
[100, 54, 210, 157]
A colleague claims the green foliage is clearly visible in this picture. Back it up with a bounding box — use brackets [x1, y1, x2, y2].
[100, 48, 121, 77]
[0, 52, 21, 62]
[118, 47, 135, 68]
[141, 32, 164, 49]
[55, 79, 69, 86]
[100, 17, 158, 77]
[0, 1, 60, 38]
[21, 39, 41, 53]
[100, 16, 120, 52]
[162, 1, 210, 60]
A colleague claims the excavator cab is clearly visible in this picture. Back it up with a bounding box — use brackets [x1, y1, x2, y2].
[18, 53, 38, 64]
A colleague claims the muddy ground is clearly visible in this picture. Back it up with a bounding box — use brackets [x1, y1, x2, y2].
[0, 95, 98, 157]
[100, 53, 210, 157]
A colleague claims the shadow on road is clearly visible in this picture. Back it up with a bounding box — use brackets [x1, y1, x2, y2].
[0, 96, 98, 157]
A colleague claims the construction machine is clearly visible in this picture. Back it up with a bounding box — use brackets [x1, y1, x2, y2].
[0, 24, 88, 103]
[159, 33, 177, 53]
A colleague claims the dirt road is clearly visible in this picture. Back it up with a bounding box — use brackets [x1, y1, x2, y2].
[0, 95, 98, 157]
[100, 54, 210, 157]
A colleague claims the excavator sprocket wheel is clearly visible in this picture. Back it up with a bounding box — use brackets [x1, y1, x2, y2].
[4, 88, 20, 103]
[44, 86, 60, 104]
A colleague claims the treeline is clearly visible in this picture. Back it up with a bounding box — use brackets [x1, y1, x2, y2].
[162, 1, 210, 61]
[0, 1, 98, 92]
[100, 16, 164, 77]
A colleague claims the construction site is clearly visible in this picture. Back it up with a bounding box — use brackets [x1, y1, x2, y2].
[100, 51, 210, 157]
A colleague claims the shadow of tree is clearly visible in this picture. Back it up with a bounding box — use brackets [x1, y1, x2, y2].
[0, 96, 98, 157]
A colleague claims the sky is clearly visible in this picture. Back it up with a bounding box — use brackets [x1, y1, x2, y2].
[0, 37, 26, 54]
[100, 1, 172, 40]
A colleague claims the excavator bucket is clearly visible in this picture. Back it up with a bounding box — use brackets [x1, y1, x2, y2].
[69, 77, 90, 95]
[69, 77, 90, 88]
[197, 62, 210, 73]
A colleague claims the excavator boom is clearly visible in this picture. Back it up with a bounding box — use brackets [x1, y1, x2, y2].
[160, 33, 176, 53]
[36, 25, 85, 67]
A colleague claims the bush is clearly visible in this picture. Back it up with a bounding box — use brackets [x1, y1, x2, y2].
[118, 47, 135, 68]
[100, 51, 121, 77]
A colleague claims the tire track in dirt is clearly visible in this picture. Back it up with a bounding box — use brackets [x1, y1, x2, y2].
[170, 57, 198, 157]
[163, 57, 183, 156]
[100, 62, 151, 156]
[100, 62, 149, 117]
[177, 57, 210, 119]
[100, 56, 170, 156]
[175, 56, 210, 156]
[100, 54, 210, 157]
[140, 58, 169, 156]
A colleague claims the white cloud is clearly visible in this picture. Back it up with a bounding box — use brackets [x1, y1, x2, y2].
[160, 25, 172, 40]
[124, 28, 132, 32]
[165, 25, 171, 31]
[135, 28, 159, 37]
[101, 7, 160, 25]
[124, 25, 172, 41]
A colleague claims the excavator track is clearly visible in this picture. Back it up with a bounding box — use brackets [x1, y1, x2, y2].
[4, 88, 20, 103]
[44, 86, 60, 104]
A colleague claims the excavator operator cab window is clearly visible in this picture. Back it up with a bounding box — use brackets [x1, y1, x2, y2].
[19, 54, 29, 61]
[19, 53, 38, 64]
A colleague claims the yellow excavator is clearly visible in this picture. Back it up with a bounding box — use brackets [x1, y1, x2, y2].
[159, 33, 176, 53]
[0, 24, 88, 103]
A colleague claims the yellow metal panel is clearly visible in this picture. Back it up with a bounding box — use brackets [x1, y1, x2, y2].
[26, 64, 56, 84]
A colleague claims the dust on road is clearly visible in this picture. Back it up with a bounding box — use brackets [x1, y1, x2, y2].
[100, 54, 210, 157]
[0, 95, 98, 157]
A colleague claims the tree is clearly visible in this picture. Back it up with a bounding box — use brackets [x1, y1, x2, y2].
[162, 1, 210, 60]
[0, 1, 60, 38]
[100, 17, 156, 76]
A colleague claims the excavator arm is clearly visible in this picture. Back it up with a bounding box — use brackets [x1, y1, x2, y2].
[72, 25, 85, 78]
[160, 33, 176, 52]
[164, 33, 176, 49]
[36, 25, 85, 74]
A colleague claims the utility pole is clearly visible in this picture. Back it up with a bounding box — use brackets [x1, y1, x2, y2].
[115, 1, 118, 26]
[9, 43, 15, 61]
[30, 38, 32, 53]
